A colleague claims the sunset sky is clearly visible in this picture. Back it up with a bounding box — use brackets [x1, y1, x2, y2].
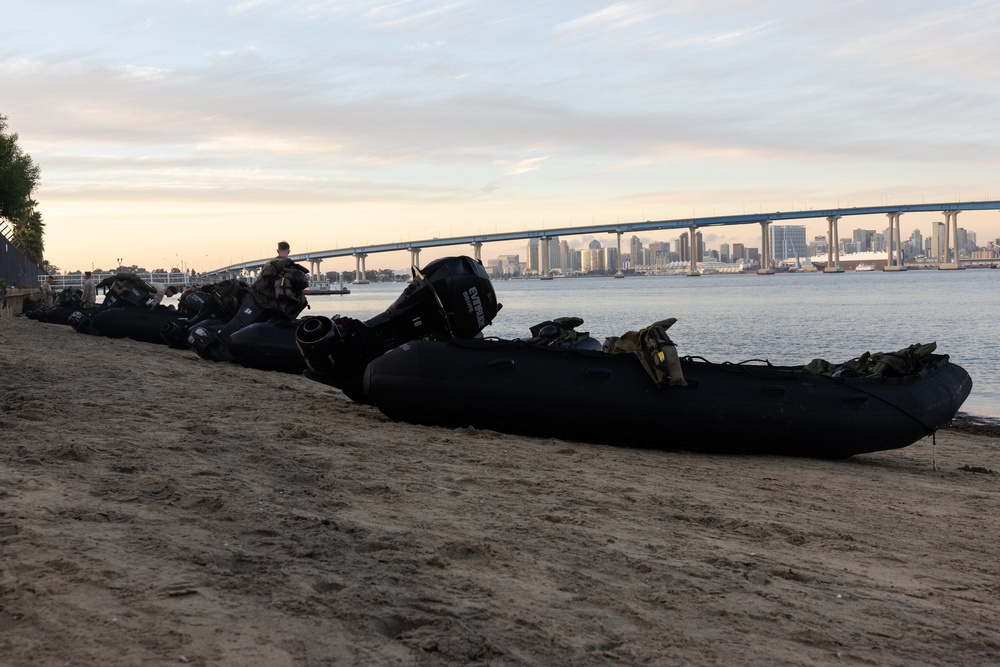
[4, 1, 1000, 274]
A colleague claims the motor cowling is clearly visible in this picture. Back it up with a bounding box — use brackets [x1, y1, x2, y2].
[296, 256, 501, 401]
[68, 310, 100, 335]
[188, 324, 233, 362]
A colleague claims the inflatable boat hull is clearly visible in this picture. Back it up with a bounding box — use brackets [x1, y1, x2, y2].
[229, 321, 306, 374]
[90, 307, 184, 344]
[362, 339, 973, 458]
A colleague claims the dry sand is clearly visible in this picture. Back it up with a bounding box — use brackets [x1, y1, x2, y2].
[1, 314, 999, 666]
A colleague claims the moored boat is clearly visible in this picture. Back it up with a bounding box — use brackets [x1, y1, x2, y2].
[304, 277, 350, 295]
[810, 250, 889, 271]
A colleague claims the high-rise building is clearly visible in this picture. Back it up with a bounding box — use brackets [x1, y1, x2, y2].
[732, 243, 745, 262]
[852, 229, 875, 252]
[930, 221, 946, 261]
[957, 228, 975, 257]
[548, 236, 561, 270]
[629, 236, 643, 267]
[604, 247, 619, 273]
[873, 231, 887, 253]
[568, 248, 582, 271]
[497, 254, 521, 277]
[648, 241, 670, 266]
[525, 238, 539, 273]
[770, 225, 807, 260]
[909, 229, 924, 257]
[809, 235, 827, 256]
[581, 246, 605, 273]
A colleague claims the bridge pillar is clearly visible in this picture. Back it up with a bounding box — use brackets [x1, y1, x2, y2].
[824, 216, 844, 273]
[308, 258, 323, 280]
[352, 253, 370, 284]
[409, 248, 420, 270]
[540, 237, 553, 280]
[686, 226, 700, 276]
[940, 210, 963, 270]
[884, 213, 906, 271]
[757, 221, 773, 275]
[470, 241, 482, 262]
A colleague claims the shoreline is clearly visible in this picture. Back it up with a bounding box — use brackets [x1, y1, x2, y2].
[2, 315, 1000, 665]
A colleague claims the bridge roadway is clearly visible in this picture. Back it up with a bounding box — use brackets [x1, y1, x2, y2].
[203, 201, 1000, 282]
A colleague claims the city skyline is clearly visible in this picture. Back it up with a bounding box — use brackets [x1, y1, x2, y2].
[57, 212, 994, 275]
[4, 1, 1000, 274]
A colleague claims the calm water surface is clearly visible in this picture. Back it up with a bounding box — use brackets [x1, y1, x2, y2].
[305, 269, 1000, 419]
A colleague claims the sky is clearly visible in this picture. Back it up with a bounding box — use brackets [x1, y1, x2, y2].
[3, 0, 1000, 274]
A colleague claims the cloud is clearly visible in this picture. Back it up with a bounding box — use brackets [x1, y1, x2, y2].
[5, 0, 1000, 272]
[495, 156, 548, 176]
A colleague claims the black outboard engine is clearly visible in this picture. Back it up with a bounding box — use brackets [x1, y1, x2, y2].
[68, 309, 100, 335]
[296, 255, 501, 402]
[161, 289, 212, 348]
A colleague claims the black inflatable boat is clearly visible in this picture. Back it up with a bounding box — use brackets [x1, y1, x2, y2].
[362, 337, 972, 458]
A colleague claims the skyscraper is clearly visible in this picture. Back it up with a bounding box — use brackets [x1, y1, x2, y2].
[525, 238, 539, 273]
[629, 235, 643, 267]
[770, 225, 807, 261]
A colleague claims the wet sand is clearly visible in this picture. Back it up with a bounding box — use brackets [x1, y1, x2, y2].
[2, 315, 999, 666]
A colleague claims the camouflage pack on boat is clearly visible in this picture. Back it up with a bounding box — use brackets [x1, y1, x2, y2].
[609, 318, 688, 387]
[95, 273, 157, 307]
[205, 279, 251, 319]
[525, 316, 589, 346]
[803, 342, 938, 378]
[250, 258, 310, 319]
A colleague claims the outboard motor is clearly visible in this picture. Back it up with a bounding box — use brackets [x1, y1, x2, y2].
[296, 255, 501, 402]
[178, 289, 211, 318]
[68, 310, 100, 335]
[188, 323, 235, 362]
[160, 289, 220, 348]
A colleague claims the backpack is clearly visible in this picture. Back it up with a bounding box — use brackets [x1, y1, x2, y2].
[609, 318, 688, 387]
[250, 258, 310, 319]
[803, 342, 938, 378]
[206, 279, 251, 319]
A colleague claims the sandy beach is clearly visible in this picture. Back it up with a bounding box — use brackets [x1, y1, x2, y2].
[2, 314, 999, 666]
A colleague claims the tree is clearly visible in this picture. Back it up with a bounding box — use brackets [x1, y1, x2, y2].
[12, 208, 44, 262]
[0, 114, 43, 260]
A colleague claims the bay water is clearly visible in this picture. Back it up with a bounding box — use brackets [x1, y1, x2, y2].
[303, 269, 1000, 419]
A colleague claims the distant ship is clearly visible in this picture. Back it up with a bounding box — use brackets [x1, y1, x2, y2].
[304, 277, 351, 295]
[809, 250, 889, 271]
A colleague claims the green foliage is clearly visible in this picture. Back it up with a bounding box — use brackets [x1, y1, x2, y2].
[13, 209, 45, 263]
[0, 114, 43, 260]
